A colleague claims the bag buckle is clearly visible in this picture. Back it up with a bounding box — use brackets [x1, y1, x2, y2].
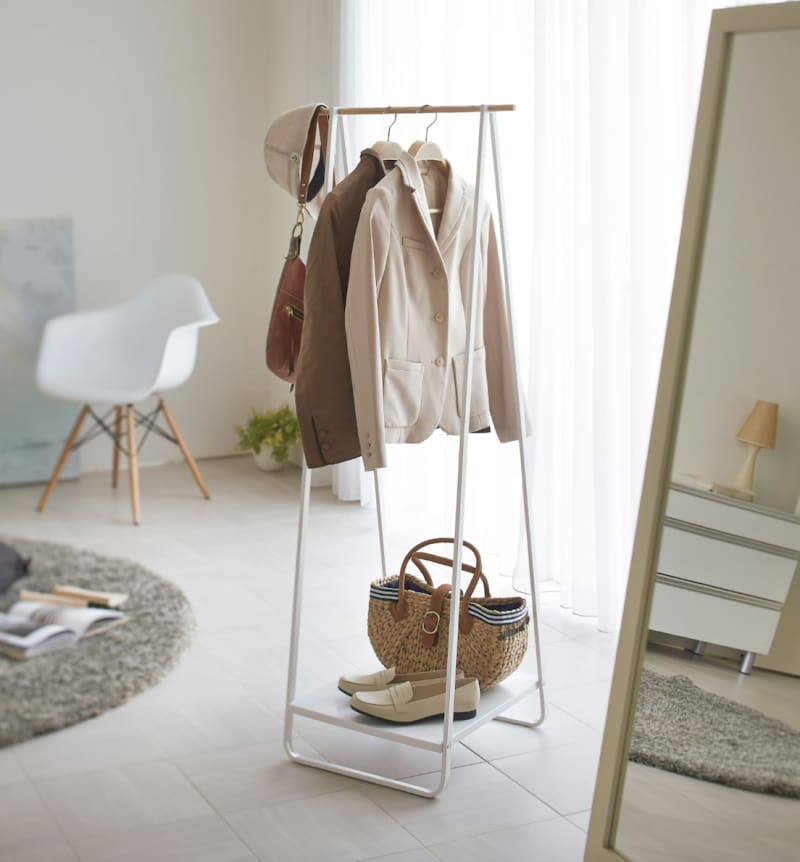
[421, 610, 440, 635]
[285, 205, 306, 260]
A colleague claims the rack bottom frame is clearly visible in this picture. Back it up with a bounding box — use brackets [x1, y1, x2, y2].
[284, 674, 545, 797]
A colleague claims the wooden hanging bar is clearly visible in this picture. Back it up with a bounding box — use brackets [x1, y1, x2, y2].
[324, 104, 515, 116]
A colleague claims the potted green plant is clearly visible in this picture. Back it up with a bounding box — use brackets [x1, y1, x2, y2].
[234, 405, 300, 471]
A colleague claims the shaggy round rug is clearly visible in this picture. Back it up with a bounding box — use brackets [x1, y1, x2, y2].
[0, 536, 195, 747]
[630, 668, 800, 797]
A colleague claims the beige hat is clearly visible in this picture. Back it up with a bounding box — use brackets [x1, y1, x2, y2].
[264, 103, 329, 218]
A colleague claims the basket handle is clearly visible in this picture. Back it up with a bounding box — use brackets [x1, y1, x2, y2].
[410, 552, 490, 598]
[391, 538, 489, 623]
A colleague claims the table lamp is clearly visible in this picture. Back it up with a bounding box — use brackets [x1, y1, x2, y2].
[715, 400, 778, 501]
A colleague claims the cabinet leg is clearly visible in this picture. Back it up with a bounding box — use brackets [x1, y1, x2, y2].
[692, 640, 706, 656]
[739, 651, 755, 674]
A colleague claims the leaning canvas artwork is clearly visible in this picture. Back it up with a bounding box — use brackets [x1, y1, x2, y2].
[0, 219, 78, 485]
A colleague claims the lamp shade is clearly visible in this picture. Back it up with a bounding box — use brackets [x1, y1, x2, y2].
[736, 400, 778, 449]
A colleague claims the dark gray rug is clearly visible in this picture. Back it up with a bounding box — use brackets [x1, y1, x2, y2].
[630, 668, 800, 797]
[0, 536, 195, 747]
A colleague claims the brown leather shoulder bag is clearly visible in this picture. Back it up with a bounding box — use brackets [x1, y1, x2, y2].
[265, 106, 328, 383]
[266, 226, 306, 382]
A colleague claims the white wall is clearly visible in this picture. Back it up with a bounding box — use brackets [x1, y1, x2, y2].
[0, 0, 337, 471]
[672, 29, 800, 513]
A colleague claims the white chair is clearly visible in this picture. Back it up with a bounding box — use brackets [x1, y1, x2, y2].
[35, 274, 219, 524]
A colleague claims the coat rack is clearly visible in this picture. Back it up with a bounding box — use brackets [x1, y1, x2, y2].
[283, 103, 545, 798]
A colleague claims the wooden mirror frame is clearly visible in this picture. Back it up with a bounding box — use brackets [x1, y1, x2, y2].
[584, 3, 800, 859]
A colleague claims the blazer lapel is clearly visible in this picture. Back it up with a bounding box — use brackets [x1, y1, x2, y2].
[395, 152, 444, 255]
[396, 152, 468, 262]
[434, 168, 467, 257]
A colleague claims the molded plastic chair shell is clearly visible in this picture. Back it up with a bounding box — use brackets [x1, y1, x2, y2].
[36, 275, 219, 406]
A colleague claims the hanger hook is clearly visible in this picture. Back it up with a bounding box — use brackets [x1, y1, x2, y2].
[417, 103, 431, 136]
[386, 110, 398, 142]
[425, 110, 438, 141]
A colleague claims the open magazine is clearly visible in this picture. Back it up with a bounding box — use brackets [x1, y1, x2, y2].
[0, 600, 127, 660]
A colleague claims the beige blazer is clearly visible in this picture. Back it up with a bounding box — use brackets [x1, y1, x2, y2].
[345, 151, 521, 470]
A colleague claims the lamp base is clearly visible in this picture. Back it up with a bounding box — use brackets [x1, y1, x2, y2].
[712, 482, 755, 502]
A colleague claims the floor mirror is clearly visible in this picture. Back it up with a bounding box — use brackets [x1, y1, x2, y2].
[585, 3, 800, 860]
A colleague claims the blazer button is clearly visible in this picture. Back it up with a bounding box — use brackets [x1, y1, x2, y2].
[431, 268, 443, 279]
[321, 442, 331, 451]
[435, 356, 446, 367]
[434, 312, 445, 323]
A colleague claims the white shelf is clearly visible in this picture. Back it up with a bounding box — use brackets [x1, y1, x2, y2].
[288, 672, 541, 753]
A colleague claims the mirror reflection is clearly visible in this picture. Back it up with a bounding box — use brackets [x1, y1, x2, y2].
[616, 27, 800, 862]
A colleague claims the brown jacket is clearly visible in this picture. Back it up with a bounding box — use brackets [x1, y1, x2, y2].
[295, 150, 385, 467]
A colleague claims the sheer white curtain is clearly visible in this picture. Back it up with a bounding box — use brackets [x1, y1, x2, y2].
[335, 0, 731, 630]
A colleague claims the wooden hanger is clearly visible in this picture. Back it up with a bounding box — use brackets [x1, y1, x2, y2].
[408, 138, 446, 160]
[409, 109, 447, 163]
[409, 110, 447, 213]
[372, 112, 405, 163]
[372, 140, 406, 160]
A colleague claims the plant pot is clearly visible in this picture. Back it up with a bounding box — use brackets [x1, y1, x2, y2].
[252, 449, 283, 472]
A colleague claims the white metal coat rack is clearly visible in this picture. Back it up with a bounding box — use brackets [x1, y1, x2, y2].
[283, 103, 545, 798]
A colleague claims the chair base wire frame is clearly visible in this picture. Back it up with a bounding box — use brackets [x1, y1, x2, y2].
[36, 398, 210, 526]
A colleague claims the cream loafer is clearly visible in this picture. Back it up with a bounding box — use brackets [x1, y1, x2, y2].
[338, 666, 464, 696]
[350, 677, 480, 723]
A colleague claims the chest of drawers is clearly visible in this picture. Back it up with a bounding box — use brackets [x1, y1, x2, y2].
[649, 484, 800, 672]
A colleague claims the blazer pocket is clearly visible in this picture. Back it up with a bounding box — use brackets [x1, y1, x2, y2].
[452, 347, 490, 418]
[383, 358, 424, 428]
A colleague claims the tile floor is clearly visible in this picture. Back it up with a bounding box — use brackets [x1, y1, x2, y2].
[0, 456, 615, 861]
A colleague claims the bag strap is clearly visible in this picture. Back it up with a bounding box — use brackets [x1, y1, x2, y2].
[420, 578, 482, 646]
[390, 538, 489, 624]
[297, 106, 328, 208]
[290, 106, 329, 248]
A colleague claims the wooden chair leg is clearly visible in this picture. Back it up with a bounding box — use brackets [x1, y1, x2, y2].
[126, 405, 141, 525]
[159, 398, 211, 499]
[36, 404, 91, 512]
[111, 405, 122, 488]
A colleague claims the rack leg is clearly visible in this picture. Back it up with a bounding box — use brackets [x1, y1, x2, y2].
[488, 111, 545, 728]
[428, 105, 492, 795]
[325, 108, 338, 194]
[373, 470, 388, 580]
[283, 461, 313, 755]
[336, 115, 350, 180]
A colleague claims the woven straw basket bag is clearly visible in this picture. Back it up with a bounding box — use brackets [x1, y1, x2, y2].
[368, 538, 529, 689]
